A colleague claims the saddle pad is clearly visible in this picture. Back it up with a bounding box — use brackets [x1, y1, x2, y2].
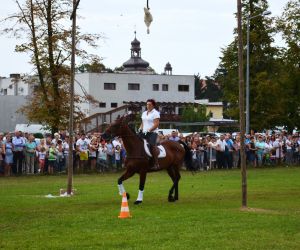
[143, 139, 166, 158]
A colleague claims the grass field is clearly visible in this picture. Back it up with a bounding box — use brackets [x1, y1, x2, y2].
[0, 167, 300, 250]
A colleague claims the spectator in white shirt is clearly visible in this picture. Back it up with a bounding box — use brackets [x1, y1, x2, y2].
[76, 133, 89, 172]
[216, 134, 226, 169]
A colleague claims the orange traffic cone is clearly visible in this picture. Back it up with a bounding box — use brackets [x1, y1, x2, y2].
[118, 192, 131, 218]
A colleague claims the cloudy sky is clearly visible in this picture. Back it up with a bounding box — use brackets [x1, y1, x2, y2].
[0, 0, 287, 77]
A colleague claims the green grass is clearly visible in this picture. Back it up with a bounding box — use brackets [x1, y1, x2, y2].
[0, 167, 300, 250]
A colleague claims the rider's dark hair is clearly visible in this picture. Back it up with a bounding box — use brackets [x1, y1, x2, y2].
[146, 99, 156, 107]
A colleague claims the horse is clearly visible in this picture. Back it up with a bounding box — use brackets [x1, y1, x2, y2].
[102, 114, 194, 204]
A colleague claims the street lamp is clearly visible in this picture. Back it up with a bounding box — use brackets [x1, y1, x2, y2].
[246, 10, 271, 134]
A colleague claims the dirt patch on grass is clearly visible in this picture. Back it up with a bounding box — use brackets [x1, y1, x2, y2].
[239, 207, 283, 215]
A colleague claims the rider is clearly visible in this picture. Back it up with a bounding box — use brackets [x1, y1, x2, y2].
[139, 99, 160, 170]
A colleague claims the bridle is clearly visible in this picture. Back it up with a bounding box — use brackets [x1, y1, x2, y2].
[105, 120, 136, 139]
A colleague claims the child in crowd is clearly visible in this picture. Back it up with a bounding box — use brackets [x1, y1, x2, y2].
[2, 135, 14, 176]
[56, 139, 64, 173]
[191, 143, 199, 170]
[38, 147, 47, 174]
[207, 137, 217, 169]
[48, 143, 57, 174]
[97, 142, 107, 172]
[248, 136, 257, 167]
[114, 145, 122, 170]
[89, 137, 99, 171]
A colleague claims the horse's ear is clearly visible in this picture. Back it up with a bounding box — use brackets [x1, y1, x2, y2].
[123, 111, 134, 123]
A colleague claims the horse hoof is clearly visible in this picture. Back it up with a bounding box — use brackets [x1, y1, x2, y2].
[134, 200, 142, 205]
[126, 193, 130, 200]
[168, 196, 175, 202]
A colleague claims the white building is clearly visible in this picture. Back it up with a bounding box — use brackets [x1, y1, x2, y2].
[0, 74, 31, 131]
[75, 34, 194, 117]
[75, 72, 194, 116]
[0, 74, 31, 96]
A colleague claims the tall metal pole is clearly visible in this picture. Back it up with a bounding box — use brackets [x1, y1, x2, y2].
[246, 17, 250, 135]
[67, 0, 80, 195]
[237, 0, 247, 208]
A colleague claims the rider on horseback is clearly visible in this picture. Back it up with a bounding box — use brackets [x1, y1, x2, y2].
[139, 99, 160, 170]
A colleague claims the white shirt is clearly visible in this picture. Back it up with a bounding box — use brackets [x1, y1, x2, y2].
[76, 138, 89, 152]
[98, 145, 107, 160]
[112, 138, 122, 148]
[273, 139, 282, 158]
[141, 108, 160, 133]
[264, 142, 272, 153]
[51, 138, 59, 145]
[285, 139, 292, 150]
[216, 139, 227, 152]
[38, 152, 46, 160]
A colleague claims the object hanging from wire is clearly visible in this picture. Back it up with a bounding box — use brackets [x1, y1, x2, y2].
[144, 0, 153, 34]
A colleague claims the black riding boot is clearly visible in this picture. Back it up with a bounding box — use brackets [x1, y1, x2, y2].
[150, 146, 160, 170]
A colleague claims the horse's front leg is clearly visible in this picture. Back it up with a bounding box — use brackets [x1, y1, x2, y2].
[118, 170, 135, 200]
[134, 170, 147, 205]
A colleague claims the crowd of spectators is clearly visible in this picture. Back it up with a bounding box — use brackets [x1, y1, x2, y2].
[0, 129, 299, 176]
[177, 131, 300, 170]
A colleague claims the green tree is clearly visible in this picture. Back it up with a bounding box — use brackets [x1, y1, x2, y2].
[181, 104, 209, 131]
[1, 0, 101, 133]
[276, 0, 300, 132]
[194, 73, 201, 99]
[197, 76, 222, 102]
[76, 57, 106, 73]
[215, 0, 283, 131]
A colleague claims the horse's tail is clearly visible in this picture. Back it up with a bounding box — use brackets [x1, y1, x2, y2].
[178, 141, 194, 171]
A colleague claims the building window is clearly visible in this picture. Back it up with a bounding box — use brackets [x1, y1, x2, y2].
[152, 84, 159, 91]
[128, 83, 140, 90]
[111, 102, 118, 108]
[99, 102, 106, 108]
[3, 89, 7, 95]
[162, 84, 168, 91]
[178, 85, 189, 92]
[178, 107, 184, 115]
[104, 82, 116, 90]
[161, 106, 175, 114]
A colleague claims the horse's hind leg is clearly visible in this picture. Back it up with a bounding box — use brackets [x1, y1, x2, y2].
[174, 168, 181, 201]
[118, 170, 135, 200]
[167, 168, 176, 202]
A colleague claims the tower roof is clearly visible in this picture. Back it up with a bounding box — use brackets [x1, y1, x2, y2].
[131, 38, 140, 49]
[164, 62, 172, 71]
[122, 32, 150, 72]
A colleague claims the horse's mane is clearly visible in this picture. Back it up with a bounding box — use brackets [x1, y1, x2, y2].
[128, 123, 137, 134]
[114, 114, 141, 140]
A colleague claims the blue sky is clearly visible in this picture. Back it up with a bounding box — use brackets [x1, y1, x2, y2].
[0, 0, 287, 77]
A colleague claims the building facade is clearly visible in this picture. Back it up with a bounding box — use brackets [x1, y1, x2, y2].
[0, 74, 31, 131]
[75, 72, 195, 116]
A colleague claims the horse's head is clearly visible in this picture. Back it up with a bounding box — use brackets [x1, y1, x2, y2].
[102, 113, 134, 140]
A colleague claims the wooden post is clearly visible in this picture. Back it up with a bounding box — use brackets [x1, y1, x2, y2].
[237, 0, 247, 208]
[67, 0, 80, 195]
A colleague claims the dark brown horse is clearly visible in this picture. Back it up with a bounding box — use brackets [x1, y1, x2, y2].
[102, 114, 193, 204]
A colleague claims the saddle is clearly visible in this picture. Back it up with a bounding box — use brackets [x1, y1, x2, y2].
[143, 139, 166, 158]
